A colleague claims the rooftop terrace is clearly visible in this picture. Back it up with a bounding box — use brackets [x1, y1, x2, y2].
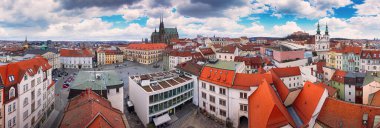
[130, 70, 193, 92]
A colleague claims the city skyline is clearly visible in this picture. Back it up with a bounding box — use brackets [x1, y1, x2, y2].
[0, 0, 378, 41]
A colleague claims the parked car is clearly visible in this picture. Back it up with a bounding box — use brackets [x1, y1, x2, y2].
[63, 83, 69, 88]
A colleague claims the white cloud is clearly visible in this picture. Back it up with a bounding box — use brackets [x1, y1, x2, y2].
[317, 15, 380, 39]
[257, 0, 352, 19]
[354, 0, 380, 16]
[271, 21, 303, 36]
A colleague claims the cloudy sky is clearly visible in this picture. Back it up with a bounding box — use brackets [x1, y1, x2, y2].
[0, 0, 379, 41]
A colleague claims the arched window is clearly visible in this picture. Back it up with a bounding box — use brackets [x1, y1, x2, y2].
[9, 87, 15, 98]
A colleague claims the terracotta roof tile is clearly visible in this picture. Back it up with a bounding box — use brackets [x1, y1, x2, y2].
[199, 66, 235, 88]
[271, 67, 301, 78]
[60, 49, 93, 57]
[0, 56, 51, 86]
[234, 56, 263, 67]
[361, 50, 380, 59]
[199, 48, 215, 56]
[317, 97, 380, 128]
[126, 43, 167, 50]
[316, 82, 337, 97]
[369, 90, 380, 107]
[331, 70, 346, 83]
[248, 79, 295, 128]
[60, 90, 126, 128]
[293, 81, 327, 124]
[232, 73, 273, 90]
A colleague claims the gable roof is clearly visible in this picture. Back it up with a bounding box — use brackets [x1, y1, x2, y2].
[234, 56, 263, 67]
[317, 97, 380, 128]
[175, 62, 203, 76]
[199, 48, 215, 56]
[199, 66, 235, 88]
[232, 73, 272, 90]
[60, 90, 126, 128]
[0, 56, 51, 86]
[217, 44, 237, 53]
[248, 79, 295, 128]
[293, 81, 326, 124]
[60, 49, 93, 57]
[316, 82, 337, 97]
[269, 71, 290, 102]
[271, 67, 301, 78]
[369, 90, 380, 107]
[331, 70, 346, 83]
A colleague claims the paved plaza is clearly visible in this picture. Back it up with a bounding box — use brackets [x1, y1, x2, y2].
[44, 60, 222, 128]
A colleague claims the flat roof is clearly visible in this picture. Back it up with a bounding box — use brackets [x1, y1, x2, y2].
[206, 60, 243, 71]
[130, 71, 193, 93]
[71, 70, 123, 90]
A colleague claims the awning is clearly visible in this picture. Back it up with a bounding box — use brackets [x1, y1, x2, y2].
[153, 113, 171, 126]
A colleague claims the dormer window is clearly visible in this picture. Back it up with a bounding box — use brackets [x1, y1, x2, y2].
[24, 75, 27, 81]
[8, 75, 15, 82]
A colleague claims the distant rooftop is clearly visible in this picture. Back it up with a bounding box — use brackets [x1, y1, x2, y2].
[71, 70, 123, 90]
[130, 70, 193, 93]
[206, 60, 243, 71]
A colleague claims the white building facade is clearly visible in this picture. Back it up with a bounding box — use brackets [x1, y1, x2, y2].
[1, 57, 55, 128]
[129, 71, 195, 126]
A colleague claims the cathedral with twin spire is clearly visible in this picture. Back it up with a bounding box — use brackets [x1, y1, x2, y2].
[150, 16, 179, 44]
[315, 22, 330, 60]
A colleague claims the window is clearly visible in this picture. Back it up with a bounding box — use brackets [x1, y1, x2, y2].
[24, 75, 27, 81]
[209, 85, 215, 92]
[209, 95, 215, 103]
[13, 102, 16, 111]
[8, 75, 15, 82]
[9, 87, 15, 98]
[202, 92, 206, 99]
[202, 82, 206, 89]
[23, 110, 28, 119]
[219, 99, 226, 106]
[349, 92, 351, 95]
[210, 105, 215, 112]
[38, 88, 41, 96]
[240, 104, 248, 111]
[240, 92, 247, 99]
[8, 104, 12, 113]
[8, 120, 11, 127]
[23, 84, 28, 92]
[24, 98, 28, 107]
[219, 88, 226, 95]
[116, 88, 119, 93]
[203, 102, 206, 107]
[220, 109, 226, 117]
[12, 117, 15, 126]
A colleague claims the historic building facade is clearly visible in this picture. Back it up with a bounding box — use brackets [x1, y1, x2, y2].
[151, 17, 179, 44]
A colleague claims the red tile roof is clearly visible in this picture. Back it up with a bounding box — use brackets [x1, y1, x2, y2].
[234, 56, 263, 67]
[60, 90, 126, 128]
[217, 44, 237, 53]
[60, 49, 93, 57]
[271, 67, 301, 78]
[199, 66, 235, 88]
[175, 62, 203, 76]
[331, 70, 346, 83]
[314, 61, 326, 74]
[199, 48, 215, 56]
[369, 90, 380, 107]
[169, 51, 193, 57]
[248, 79, 295, 128]
[331, 46, 362, 55]
[97, 50, 123, 55]
[317, 97, 380, 128]
[293, 81, 326, 124]
[269, 71, 290, 102]
[232, 73, 273, 90]
[125, 43, 167, 50]
[0, 56, 51, 86]
[316, 82, 337, 97]
[361, 50, 380, 59]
